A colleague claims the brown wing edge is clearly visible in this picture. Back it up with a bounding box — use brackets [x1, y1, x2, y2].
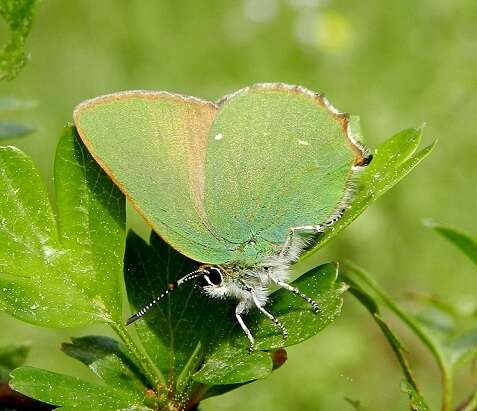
[72, 90, 222, 263]
[216, 82, 372, 167]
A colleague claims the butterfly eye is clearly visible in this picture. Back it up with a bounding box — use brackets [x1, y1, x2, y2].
[198, 267, 223, 288]
[207, 267, 223, 285]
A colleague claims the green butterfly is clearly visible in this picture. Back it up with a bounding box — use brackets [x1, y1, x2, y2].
[74, 83, 371, 350]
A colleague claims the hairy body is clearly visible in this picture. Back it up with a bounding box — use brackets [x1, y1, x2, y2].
[128, 209, 350, 350]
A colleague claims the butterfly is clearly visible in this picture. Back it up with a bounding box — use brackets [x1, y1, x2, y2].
[73, 83, 372, 350]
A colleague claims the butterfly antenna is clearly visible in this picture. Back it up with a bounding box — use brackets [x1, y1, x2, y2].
[126, 269, 206, 325]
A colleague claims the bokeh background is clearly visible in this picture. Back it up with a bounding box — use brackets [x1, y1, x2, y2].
[1, 1, 476, 410]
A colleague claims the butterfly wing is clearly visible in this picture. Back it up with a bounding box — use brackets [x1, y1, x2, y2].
[203, 83, 369, 253]
[74, 91, 233, 264]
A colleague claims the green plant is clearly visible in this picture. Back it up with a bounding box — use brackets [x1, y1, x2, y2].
[0, 97, 36, 139]
[0, 1, 38, 141]
[0, 123, 435, 410]
[341, 224, 477, 411]
[0, 0, 39, 81]
[0, 342, 53, 409]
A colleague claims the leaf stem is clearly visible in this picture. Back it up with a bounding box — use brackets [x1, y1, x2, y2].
[186, 384, 209, 411]
[343, 261, 453, 411]
[459, 389, 477, 411]
[111, 322, 165, 388]
[175, 342, 203, 394]
[347, 285, 419, 392]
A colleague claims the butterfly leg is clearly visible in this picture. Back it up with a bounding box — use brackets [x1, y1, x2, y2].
[280, 208, 347, 259]
[273, 279, 320, 313]
[235, 302, 255, 352]
[279, 224, 325, 259]
[251, 293, 288, 340]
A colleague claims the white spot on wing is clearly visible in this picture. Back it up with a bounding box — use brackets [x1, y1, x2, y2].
[298, 139, 310, 146]
[214, 133, 224, 141]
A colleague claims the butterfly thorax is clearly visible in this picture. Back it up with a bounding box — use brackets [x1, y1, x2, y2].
[227, 238, 281, 267]
[199, 248, 293, 311]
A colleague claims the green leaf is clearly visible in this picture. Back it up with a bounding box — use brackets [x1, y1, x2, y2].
[125, 231, 270, 393]
[416, 307, 456, 336]
[344, 279, 434, 410]
[0, 0, 39, 81]
[299, 127, 435, 266]
[446, 328, 477, 368]
[0, 121, 35, 138]
[54, 126, 126, 323]
[198, 350, 287, 400]
[401, 380, 431, 411]
[125, 231, 215, 390]
[458, 390, 477, 411]
[125, 232, 344, 401]
[0, 144, 67, 324]
[256, 262, 345, 349]
[61, 336, 150, 401]
[9, 366, 153, 410]
[193, 349, 273, 385]
[0, 97, 36, 112]
[0, 342, 30, 381]
[346, 283, 420, 392]
[425, 221, 477, 266]
[194, 263, 345, 384]
[343, 261, 477, 411]
[0, 98, 37, 139]
[345, 397, 376, 411]
[201, 381, 252, 400]
[0, 125, 125, 327]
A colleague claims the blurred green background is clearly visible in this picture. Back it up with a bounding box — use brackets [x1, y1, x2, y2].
[1, 0, 476, 410]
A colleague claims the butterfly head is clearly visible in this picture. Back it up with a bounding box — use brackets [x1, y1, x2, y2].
[197, 265, 231, 298]
[198, 266, 224, 287]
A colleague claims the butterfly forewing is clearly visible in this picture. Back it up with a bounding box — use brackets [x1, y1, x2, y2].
[74, 92, 233, 264]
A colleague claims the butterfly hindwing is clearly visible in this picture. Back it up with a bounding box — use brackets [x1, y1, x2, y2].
[203, 84, 367, 255]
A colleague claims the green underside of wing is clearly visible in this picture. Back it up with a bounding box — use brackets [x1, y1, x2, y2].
[204, 86, 356, 263]
[75, 94, 234, 264]
[75, 86, 361, 267]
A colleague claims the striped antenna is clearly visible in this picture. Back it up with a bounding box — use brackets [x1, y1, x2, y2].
[126, 269, 206, 325]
